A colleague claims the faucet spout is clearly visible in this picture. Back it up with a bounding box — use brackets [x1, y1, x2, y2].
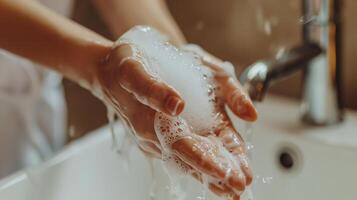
[240, 43, 322, 102]
[240, 0, 343, 126]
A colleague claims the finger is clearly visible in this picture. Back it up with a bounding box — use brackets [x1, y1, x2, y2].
[218, 127, 253, 185]
[192, 171, 240, 199]
[172, 136, 246, 191]
[181, 45, 257, 121]
[227, 169, 246, 192]
[167, 154, 242, 200]
[113, 45, 185, 116]
[113, 93, 162, 147]
[238, 154, 253, 185]
[209, 182, 243, 200]
[221, 76, 257, 122]
[202, 60, 257, 122]
[233, 194, 241, 200]
[209, 182, 233, 197]
[171, 136, 229, 180]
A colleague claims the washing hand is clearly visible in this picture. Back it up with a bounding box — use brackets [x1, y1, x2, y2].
[0, 2, 256, 198]
[95, 42, 257, 200]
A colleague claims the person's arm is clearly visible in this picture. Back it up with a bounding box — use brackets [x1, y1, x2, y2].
[0, 0, 185, 116]
[0, 0, 113, 86]
[92, 0, 186, 45]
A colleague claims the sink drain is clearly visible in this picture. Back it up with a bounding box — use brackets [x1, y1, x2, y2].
[279, 152, 294, 169]
[277, 144, 302, 173]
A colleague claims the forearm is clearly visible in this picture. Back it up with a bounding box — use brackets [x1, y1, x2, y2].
[92, 0, 186, 45]
[0, 0, 113, 86]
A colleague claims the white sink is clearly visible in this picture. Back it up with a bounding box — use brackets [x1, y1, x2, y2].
[1, 95, 357, 200]
[248, 96, 357, 200]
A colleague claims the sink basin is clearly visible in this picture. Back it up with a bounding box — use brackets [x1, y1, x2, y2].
[246, 96, 357, 200]
[1, 95, 357, 200]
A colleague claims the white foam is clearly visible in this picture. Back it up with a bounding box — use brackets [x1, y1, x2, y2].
[117, 26, 219, 133]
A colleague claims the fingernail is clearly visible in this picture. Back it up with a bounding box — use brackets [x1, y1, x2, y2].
[165, 96, 184, 116]
[237, 95, 257, 121]
[228, 170, 246, 192]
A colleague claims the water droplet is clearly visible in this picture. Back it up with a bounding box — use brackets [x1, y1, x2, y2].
[207, 88, 213, 95]
[246, 142, 254, 150]
[262, 176, 273, 184]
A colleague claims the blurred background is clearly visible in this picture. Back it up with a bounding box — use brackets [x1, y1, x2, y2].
[64, 0, 356, 140]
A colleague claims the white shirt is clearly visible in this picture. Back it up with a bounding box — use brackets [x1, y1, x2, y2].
[0, 0, 74, 178]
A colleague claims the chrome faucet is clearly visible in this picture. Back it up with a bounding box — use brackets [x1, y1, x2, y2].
[240, 0, 343, 125]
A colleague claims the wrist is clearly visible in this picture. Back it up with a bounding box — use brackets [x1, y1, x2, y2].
[67, 39, 114, 89]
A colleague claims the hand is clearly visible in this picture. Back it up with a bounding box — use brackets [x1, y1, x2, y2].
[95, 43, 257, 199]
